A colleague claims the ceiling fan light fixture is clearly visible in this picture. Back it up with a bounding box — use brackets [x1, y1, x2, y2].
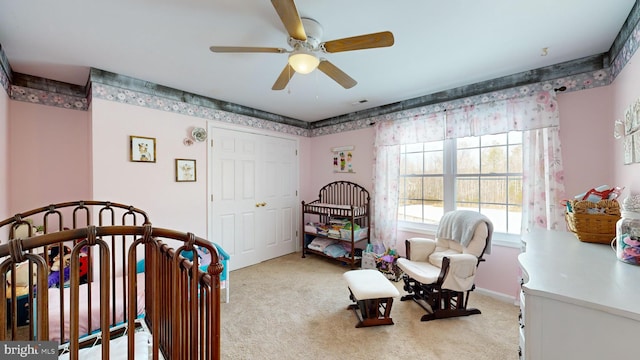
[288, 48, 319, 74]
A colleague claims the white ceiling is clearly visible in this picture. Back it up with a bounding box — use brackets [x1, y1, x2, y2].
[0, 0, 636, 122]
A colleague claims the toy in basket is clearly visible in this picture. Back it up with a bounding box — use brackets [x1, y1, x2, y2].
[376, 250, 403, 282]
[565, 199, 620, 244]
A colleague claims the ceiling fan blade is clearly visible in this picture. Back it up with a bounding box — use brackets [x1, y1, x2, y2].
[317, 60, 357, 89]
[272, 64, 295, 90]
[322, 31, 395, 53]
[209, 46, 287, 53]
[271, 0, 306, 41]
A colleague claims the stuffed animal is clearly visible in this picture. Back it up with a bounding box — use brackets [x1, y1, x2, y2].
[48, 266, 71, 288]
[6, 261, 40, 298]
[6, 261, 38, 287]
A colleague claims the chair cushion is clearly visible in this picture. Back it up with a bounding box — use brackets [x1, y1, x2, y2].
[343, 269, 399, 300]
[396, 257, 441, 285]
[428, 249, 458, 268]
[435, 221, 488, 258]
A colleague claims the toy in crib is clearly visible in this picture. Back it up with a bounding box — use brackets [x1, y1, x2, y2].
[48, 246, 89, 288]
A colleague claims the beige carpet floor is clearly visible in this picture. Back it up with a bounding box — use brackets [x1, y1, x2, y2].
[220, 253, 519, 360]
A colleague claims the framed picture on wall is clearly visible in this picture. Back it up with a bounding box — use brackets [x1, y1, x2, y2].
[130, 135, 156, 163]
[331, 145, 355, 173]
[176, 159, 196, 182]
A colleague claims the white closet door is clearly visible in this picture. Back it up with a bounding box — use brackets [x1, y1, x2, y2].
[209, 126, 298, 271]
[258, 135, 297, 261]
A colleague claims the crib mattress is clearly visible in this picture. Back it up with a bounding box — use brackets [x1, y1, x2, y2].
[47, 272, 146, 343]
[58, 328, 161, 360]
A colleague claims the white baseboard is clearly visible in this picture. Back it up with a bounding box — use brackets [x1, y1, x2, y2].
[475, 287, 518, 306]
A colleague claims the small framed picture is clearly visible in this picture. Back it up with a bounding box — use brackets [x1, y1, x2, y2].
[130, 136, 156, 163]
[176, 159, 196, 182]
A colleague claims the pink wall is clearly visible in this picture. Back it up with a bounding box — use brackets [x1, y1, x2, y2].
[557, 86, 615, 198]
[91, 98, 209, 236]
[306, 127, 375, 198]
[0, 86, 8, 226]
[612, 54, 640, 195]
[8, 101, 91, 212]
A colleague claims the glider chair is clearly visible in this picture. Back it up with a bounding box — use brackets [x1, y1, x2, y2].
[396, 210, 493, 321]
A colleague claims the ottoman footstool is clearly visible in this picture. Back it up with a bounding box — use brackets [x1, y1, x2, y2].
[343, 269, 400, 328]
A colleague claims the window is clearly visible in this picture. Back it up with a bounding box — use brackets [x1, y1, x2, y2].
[398, 131, 523, 236]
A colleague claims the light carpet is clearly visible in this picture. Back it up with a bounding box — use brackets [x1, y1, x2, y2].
[220, 253, 519, 360]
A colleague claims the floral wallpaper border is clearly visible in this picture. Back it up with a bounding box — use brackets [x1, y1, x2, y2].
[0, 68, 8, 94]
[92, 83, 310, 137]
[311, 68, 612, 136]
[611, 15, 640, 79]
[0, 47, 9, 94]
[1, 13, 639, 137]
[10, 85, 89, 111]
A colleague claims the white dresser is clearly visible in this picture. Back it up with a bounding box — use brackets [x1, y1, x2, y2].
[518, 229, 640, 360]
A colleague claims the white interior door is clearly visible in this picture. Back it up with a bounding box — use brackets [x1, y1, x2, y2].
[259, 135, 297, 260]
[209, 126, 298, 271]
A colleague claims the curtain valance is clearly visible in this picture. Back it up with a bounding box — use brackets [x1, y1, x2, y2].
[375, 91, 559, 146]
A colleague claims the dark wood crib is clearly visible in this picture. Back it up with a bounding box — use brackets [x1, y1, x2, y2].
[0, 201, 221, 359]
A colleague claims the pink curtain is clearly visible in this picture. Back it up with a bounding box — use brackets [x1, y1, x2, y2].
[373, 91, 565, 250]
[522, 127, 567, 231]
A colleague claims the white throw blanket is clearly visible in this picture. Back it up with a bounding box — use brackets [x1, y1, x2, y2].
[436, 210, 493, 254]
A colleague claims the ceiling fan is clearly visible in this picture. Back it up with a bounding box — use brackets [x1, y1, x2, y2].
[209, 0, 395, 90]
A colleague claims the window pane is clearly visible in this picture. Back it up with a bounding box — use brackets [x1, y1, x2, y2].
[404, 152, 424, 175]
[457, 148, 479, 174]
[397, 132, 523, 235]
[508, 131, 522, 144]
[480, 177, 507, 203]
[399, 199, 423, 222]
[456, 177, 479, 203]
[400, 200, 443, 225]
[457, 137, 478, 149]
[508, 204, 522, 234]
[481, 146, 507, 174]
[456, 202, 479, 212]
[481, 205, 507, 233]
[399, 177, 408, 200]
[405, 143, 423, 152]
[508, 144, 523, 173]
[423, 176, 444, 203]
[481, 133, 507, 146]
[405, 177, 423, 199]
[422, 201, 444, 225]
[508, 177, 523, 204]
[424, 141, 443, 151]
[424, 151, 443, 174]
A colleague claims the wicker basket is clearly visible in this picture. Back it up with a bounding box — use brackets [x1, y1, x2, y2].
[565, 199, 620, 244]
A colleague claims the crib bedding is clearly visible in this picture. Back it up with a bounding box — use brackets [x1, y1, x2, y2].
[58, 326, 159, 360]
[47, 272, 146, 343]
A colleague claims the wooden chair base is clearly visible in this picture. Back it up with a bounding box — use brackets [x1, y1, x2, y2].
[347, 297, 395, 328]
[401, 291, 482, 322]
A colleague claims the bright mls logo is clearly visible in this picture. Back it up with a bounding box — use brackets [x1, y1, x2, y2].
[1, 342, 57, 359]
